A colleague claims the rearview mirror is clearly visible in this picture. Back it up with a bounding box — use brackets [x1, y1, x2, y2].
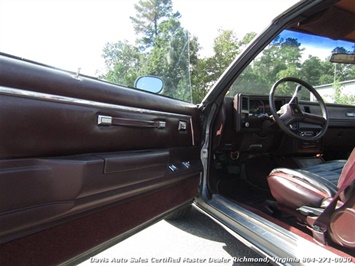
[134, 76, 164, 93]
[330, 53, 355, 64]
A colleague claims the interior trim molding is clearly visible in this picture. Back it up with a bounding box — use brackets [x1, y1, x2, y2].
[0, 86, 192, 119]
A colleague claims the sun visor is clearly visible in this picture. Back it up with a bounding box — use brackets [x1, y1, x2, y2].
[292, 6, 355, 42]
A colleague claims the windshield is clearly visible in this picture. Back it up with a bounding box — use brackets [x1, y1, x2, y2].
[230, 30, 355, 104]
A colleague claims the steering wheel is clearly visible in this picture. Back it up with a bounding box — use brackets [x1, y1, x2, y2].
[269, 77, 328, 141]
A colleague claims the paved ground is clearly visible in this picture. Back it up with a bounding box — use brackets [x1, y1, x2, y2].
[79, 207, 267, 266]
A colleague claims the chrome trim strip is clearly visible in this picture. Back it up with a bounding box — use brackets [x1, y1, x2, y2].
[0, 86, 191, 119]
[190, 118, 195, 146]
[207, 194, 342, 265]
[191, 203, 279, 265]
[97, 115, 113, 125]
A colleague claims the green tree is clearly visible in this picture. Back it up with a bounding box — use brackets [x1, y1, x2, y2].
[188, 35, 209, 103]
[239, 32, 257, 46]
[129, 0, 194, 101]
[318, 57, 334, 84]
[332, 46, 349, 54]
[130, 0, 180, 50]
[101, 40, 142, 86]
[208, 29, 240, 80]
[203, 30, 257, 98]
[206, 30, 257, 83]
[332, 81, 355, 105]
[300, 56, 323, 85]
[102, 0, 196, 102]
[230, 36, 304, 96]
[230, 64, 266, 95]
[147, 19, 191, 99]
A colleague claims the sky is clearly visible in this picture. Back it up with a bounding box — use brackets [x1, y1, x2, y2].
[0, 0, 299, 77]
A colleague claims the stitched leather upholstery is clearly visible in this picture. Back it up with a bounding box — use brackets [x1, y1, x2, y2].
[267, 160, 346, 209]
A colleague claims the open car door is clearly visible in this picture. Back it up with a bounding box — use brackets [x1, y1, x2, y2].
[0, 54, 202, 265]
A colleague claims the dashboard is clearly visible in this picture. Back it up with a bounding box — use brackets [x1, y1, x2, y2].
[248, 98, 284, 117]
[233, 94, 291, 131]
[214, 94, 355, 156]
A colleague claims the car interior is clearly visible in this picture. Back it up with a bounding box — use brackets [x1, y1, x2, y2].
[0, 0, 355, 264]
[208, 0, 355, 257]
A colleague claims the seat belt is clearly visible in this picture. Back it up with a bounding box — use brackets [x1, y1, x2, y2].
[312, 148, 355, 245]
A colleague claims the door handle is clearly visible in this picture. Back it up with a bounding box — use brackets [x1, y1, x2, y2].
[97, 115, 166, 128]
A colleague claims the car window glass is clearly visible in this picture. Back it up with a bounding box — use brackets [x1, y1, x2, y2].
[0, 0, 300, 103]
[230, 30, 355, 104]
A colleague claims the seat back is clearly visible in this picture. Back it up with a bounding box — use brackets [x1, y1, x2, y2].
[329, 189, 355, 248]
[328, 148, 355, 248]
[338, 148, 355, 202]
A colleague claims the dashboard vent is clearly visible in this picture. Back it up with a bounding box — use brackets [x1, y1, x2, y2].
[241, 96, 249, 113]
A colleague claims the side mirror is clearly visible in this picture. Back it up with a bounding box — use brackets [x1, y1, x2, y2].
[134, 76, 164, 93]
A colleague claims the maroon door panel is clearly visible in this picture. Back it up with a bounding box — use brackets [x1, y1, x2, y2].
[0, 54, 202, 265]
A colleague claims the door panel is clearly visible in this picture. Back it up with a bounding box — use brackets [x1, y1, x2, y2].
[0, 177, 199, 266]
[0, 54, 202, 265]
[0, 91, 195, 158]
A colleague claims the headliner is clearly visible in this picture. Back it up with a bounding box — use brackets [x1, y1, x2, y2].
[291, 0, 355, 42]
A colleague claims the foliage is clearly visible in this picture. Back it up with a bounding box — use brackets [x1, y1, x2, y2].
[101, 41, 142, 86]
[130, 0, 180, 50]
[190, 48, 210, 103]
[100, 0, 260, 103]
[191, 30, 257, 103]
[331, 81, 355, 105]
[100, 1, 355, 105]
[230, 36, 304, 97]
[230, 34, 355, 103]
[102, 0, 193, 102]
[208, 29, 241, 80]
[142, 18, 191, 100]
[100, 0, 261, 103]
